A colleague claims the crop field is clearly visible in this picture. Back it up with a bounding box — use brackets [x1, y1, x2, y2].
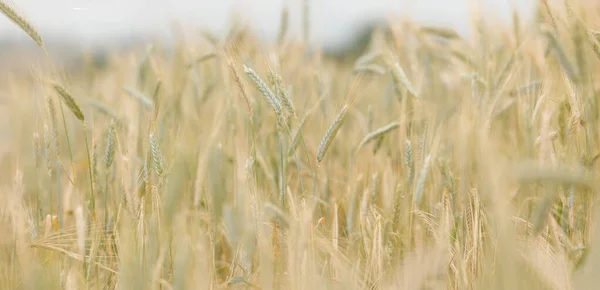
[1, 1, 600, 289]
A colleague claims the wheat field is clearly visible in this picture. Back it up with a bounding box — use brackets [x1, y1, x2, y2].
[1, 1, 600, 289]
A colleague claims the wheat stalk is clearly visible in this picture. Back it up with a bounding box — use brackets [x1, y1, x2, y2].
[47, 98, 59, 157]
[572, 21, 586, 82]
[92, 141, 99, 192]
[367, 105, 374, 132]
[278, 5, 289, 44]
[288, 113, 310, 156]
[303, 0, 310, 43]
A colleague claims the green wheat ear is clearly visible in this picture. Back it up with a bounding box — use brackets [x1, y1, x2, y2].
[51, 83, 85, 122]
[244, 65, 282, 117]
[104, 121, 116, 169]
[317, 104, 350, 163]
[0, 1, 44, 49]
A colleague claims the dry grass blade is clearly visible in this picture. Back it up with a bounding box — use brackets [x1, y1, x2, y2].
[227, 276, 257, 288]
[317, 104, 350, 163]
[0, 1, 44, 48]
[356, 122, 400, 153]
[531, 192, 557, 234]
[494, 50, 517, 91]
[74, 206, 86, 258]
[542, 26, 578, 82]
[278, 5, 289, 44]
[509, 81, 542, 97]
[187, 52, 218, 68]
[354, 52, 385, 75]
[51, 83, 85, 122]
[355, 51, 382, 68]
[288, 113, 310, 156]
[354, 64, 387, 75]
[419, 25, 460, 39]
[123, 86, 154, 110]
[450, 45, 475, 68]
[29, 242, 117, 274]
[513, 162, 594, 189]
[87, 99, 120, 121]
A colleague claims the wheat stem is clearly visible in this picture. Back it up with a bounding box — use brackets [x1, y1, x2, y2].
[84, 124, 96, 220]
[414, 154, 431, 207]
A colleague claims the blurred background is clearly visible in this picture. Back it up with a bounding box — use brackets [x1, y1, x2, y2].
[0, 0, 537, 51]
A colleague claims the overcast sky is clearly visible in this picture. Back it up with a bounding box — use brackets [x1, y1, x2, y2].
[0, 0, 537, 49]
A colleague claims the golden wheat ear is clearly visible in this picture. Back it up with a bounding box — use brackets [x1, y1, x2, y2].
[355, 122, 400, 154]
[0, 1, 44, 49]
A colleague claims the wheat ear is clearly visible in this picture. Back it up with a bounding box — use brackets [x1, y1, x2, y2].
[149, 133, 164, 176]
[356, 122, 400, 153]
[317, 104, 350, 163]
[0, 1, 44, 48]
[243, 65, 282, 116]
[51, 83, 85, 122]
[268, 68, 296, 117]
[227, 61, 252, 114]
[391, 62, 419, 98]
[104, 121, 116, 169]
